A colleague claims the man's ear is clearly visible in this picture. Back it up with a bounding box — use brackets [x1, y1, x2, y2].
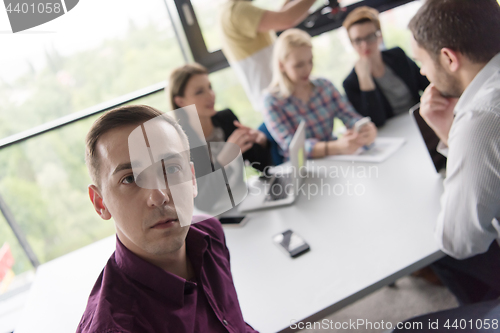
[174, 96, 185, 108]
[440, 48, 460, 73]
[190, 162, 198, 198]
[88, 185, 112, 220]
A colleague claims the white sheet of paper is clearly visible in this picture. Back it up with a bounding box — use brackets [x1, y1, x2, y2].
[325, 137, 406, 163]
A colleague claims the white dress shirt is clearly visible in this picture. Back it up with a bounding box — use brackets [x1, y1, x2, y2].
[435, 53, 500, 259]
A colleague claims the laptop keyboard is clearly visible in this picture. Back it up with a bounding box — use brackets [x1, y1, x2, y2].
[265, 175, 293, 202]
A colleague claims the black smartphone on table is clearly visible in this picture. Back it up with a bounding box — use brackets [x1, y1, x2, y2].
[219, 216, 249, 227]
[273, 229, 310, 258]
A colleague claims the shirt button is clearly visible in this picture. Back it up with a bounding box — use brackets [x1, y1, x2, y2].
[223, 319, 228, 326]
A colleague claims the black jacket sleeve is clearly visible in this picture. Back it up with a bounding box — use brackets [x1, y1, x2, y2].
[343, 70, 389, 127]
[212, 109, 273, 172]
[343, 47, 430, 128]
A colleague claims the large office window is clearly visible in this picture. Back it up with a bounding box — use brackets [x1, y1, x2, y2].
[190, 0, 223, 54]
[210, 67, 262, 128]
[0, 215, 32, 278]
[0, 117, 105, 266]
[0, 87, 173, 280]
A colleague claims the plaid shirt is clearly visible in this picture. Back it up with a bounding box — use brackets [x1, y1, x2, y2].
[263, 78, 362, 159]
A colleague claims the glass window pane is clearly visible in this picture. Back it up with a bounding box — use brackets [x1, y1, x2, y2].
[210, 67, 263, 129]
[0, 0, 184, 140]
[379, 1, 423, 58]
[191, 0, 225, 53]
[191, 0, 286, 54]
[0, 90, 171, 275]
[0, 215, 33, 278]
[0, 215, 35, 332]
[0, 116, 113, 269]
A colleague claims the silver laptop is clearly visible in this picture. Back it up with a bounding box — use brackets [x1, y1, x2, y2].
[238, 121, 306, 212]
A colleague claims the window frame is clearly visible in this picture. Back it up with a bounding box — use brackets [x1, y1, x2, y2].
[172, 0, 229, 72]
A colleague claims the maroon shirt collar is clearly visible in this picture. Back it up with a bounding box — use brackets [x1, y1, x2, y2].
[114, 225, 212, 308]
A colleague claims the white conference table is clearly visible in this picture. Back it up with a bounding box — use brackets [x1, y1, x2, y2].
[226, 113, 445, 332]
[14, 113, 445, 333]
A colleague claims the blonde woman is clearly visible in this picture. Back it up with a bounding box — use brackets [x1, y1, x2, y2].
[263, 29, 377, 160]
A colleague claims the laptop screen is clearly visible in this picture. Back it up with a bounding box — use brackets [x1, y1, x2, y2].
[409, 105, 447, 172]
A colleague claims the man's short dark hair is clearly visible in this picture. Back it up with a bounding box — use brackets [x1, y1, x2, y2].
[85, 105, 189, 188]
[409, 0, 500, 63]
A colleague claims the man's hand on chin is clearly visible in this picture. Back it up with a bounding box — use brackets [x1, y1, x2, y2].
[420, 83, 458, 146]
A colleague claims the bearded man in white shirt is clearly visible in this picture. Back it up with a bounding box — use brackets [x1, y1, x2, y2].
[409, 0, 500, 305]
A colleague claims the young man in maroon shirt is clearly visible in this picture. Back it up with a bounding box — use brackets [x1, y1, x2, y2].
[77, 104, 257, 333]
